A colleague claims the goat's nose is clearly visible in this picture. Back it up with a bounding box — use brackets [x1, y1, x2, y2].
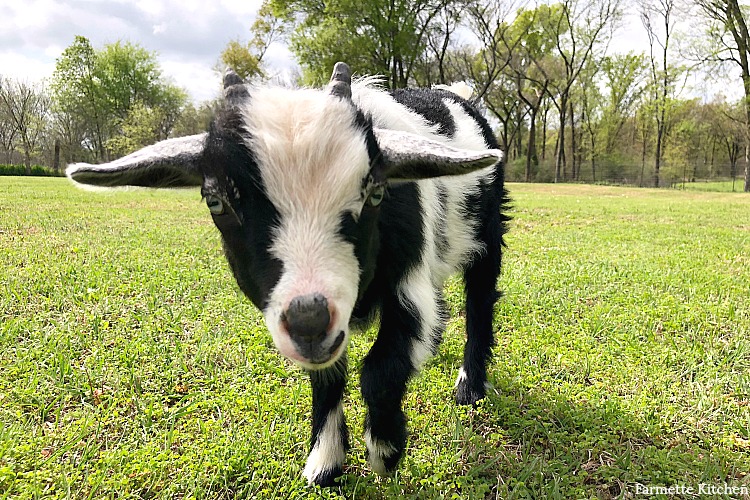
[282, 293, 331, 342]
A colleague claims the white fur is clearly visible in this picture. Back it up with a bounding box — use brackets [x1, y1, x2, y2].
[303, 404, 346, 484]
[433, 82, 474, 100]
[365, 429, 398, 475]
[354, 84, 495, 370]
[455, 366, 468, 387]
[242, 88, 369, 367]
[241, 82, 496, 370]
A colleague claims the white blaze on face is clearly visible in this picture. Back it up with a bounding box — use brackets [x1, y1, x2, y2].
[241, 87, 371, 367]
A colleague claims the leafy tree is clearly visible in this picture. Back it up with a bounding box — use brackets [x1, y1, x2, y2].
[172, 101, 216, 137]
[219, 2, 287, 81]
[265, 0, 454, 88]
[50, 36, 107, 160]
[540, 0, 622, 182]
[50, 36, 188, 163]
[599, 53, 648, 157]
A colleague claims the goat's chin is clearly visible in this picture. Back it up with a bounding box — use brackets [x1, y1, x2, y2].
[289, 337, 348, 371]
[269, 327, 349, 371]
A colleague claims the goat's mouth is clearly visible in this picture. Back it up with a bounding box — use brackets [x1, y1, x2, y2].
[279, 330, 348, 370]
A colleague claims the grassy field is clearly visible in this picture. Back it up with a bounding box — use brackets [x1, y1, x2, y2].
[1, 178, 749, 499]
[673, 179, 748, 193]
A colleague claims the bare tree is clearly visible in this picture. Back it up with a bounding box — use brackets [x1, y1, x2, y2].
[461, 0, 526, 101]
[414, 3, 464, 85]
[0, 76, 18, 163]
[690, 0, 750, 191]
[543, 0, 622, 183]
[640, 0, 679, 188]
[0, 78, 50, 173]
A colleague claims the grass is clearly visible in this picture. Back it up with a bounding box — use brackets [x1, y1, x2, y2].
[1, 178, 749, 499]
[672, 179, 748, 193]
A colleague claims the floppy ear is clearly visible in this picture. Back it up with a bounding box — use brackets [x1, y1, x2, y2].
[373, 128, 503, 181]
[66, 133, 207, 188]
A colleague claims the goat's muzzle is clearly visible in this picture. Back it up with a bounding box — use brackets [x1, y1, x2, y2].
[280, 293, 344, 366]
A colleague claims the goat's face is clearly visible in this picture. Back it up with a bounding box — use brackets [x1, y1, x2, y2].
[65, 62, 502, 371]
[201, 87, 383, 369]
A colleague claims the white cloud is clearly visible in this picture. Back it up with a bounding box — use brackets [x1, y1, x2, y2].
[0, 0, 292, 103]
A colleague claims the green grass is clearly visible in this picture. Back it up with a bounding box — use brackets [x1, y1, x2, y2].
[1, 178, 749, 499]
[673, 179, 747, 193]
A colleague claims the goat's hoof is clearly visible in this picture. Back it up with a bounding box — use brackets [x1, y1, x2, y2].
[455, 368, 488, 406]
[306, 466, 343, 487]
[455, 381, 486, 406]
[365, 433, 404, 476]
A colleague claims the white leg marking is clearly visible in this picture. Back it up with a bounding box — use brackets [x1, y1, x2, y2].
[303, 404, 345, 484]
[364, 429, 398, 475]
[455, 366, 468, 388]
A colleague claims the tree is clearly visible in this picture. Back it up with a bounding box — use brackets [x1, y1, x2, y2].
[0, 77, 50, 173]
[639, 0, 681, 187]
[50, 36, 188, 163]
[541, 0, 622, 183]
[50, 36, 107, 161]
[266, 0, 455, 88]
[219, 2, 287, 81]
[0, 77, 18, 163]
[508, 5, 560, 181]
[460, 0, 525, 101]
[412, 3, 464, 86]
[690, 0, 750, 191]
[599, 53, 648, 157]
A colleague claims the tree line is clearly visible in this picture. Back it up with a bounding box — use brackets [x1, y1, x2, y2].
[1, 0, 749, 191]
[0, 36, 213, 175]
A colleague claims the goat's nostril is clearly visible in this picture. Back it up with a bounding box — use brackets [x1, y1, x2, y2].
[284, 293, 331, 341]
[329, 331, 345, 354]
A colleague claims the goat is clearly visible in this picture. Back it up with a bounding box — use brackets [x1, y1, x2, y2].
[66, 62, 510, 486]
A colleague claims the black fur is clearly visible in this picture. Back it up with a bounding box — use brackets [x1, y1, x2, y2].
[390, 88, 457, 137]
[199, 103, 283, 310]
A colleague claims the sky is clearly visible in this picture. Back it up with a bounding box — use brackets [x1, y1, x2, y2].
[0, 0, 742, 104]
[0, 0, 295, 103]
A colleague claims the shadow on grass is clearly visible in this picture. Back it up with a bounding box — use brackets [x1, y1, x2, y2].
[314, 343, 750, 499]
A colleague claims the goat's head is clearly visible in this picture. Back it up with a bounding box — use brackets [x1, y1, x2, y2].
[67, 63, 503, 370]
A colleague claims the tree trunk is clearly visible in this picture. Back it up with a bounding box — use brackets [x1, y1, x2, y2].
[53, 139, 61, 172]
[525, 106, 539, 182]
[654, 126, 663, 187]
[24, 150, 31, 175]
[556, 97, 568, 183]
[570, 99, 578, 181]
[541, 105, 549, 161]
[725, 0, 750, 191]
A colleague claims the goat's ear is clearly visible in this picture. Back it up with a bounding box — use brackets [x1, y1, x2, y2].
[66, 133, 207, 188]
[373, 128, 502, 181]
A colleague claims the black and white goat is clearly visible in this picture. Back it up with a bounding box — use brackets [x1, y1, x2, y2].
[67, 63, 509, 486]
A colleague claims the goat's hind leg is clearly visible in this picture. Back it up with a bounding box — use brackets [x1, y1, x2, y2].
[456, 225, 503, 406]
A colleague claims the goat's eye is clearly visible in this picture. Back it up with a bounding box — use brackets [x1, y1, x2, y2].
[205, 195, 225, 215]
[367, 185, 385, 207]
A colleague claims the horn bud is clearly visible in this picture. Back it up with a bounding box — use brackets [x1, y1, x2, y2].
[327, 62, 352, 101]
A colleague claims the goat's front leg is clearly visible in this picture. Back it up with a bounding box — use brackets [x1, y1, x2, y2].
[361, 288, 443, 475]
[303, 355, 349, 486]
